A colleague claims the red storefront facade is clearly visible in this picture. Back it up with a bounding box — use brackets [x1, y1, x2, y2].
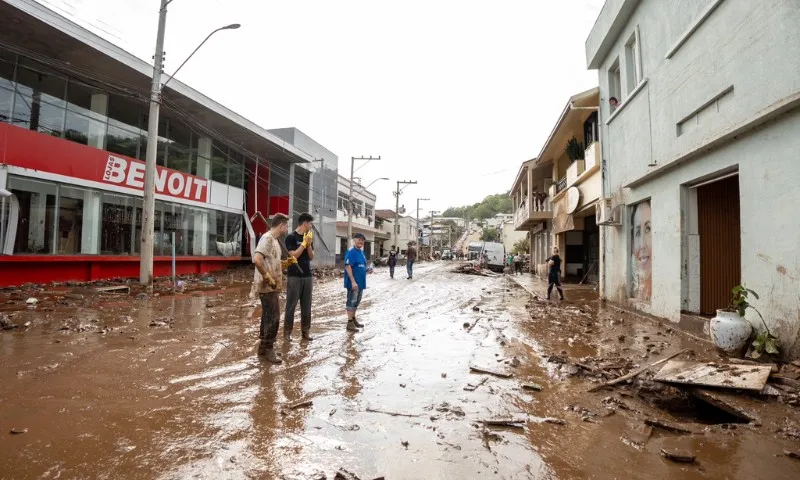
[0, 2, 314, 287]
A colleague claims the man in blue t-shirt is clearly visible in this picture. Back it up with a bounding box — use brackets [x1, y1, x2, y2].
[344, 233, 371, 332]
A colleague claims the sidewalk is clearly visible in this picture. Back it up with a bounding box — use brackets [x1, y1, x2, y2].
[507, 272, 597, 302]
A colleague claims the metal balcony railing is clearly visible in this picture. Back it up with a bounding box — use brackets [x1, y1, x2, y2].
[556, 176, 567, 194]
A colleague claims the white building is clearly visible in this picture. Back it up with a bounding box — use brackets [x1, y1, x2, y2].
[335, 175, 382, 262]
[500, 220, 527, 254]
[586, 0, 800, 357]
[376, 209, 418, 255]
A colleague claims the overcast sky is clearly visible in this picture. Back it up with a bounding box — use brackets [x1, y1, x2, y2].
[37, 0, 605, 216]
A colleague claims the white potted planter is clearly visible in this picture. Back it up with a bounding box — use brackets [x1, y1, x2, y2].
[710, 309, 753, 355]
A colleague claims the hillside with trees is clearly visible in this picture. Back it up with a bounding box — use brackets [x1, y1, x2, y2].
[441, 192, 512, 220]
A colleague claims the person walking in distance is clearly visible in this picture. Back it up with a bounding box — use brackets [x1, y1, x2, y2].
[405, 241, 417, 279]
[388, 248, 398, 279]
[284, 213, 315, 342]
[547, 246, 565, 300]
[344, 233, 372, 331]
[252, 213, 290, 363]
[514, 253, 523, 275]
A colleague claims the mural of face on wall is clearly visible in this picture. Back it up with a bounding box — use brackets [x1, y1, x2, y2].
[631, 201, 652, 301]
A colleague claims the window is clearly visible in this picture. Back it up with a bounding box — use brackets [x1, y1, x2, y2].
[8, 177, 57, 254]
[166, 120, 192, 174]
[13, 61, 67, 138]
[58, 186, 101, 254]
[607, 58, 622, 110]
[101, 193, 135, 255]
[0, 49, 15, 124]
[625, 28, 642, 93]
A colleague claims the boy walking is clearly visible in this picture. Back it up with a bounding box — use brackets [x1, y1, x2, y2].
[284, 213, 315, 342]
[252, 214, 290, 363]
[344, 233, 371, 331]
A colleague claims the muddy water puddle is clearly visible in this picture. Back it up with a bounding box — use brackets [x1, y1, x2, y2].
[1, 263, 799, 479]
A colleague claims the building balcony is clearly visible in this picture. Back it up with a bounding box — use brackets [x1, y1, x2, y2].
[514, 195, 553, 231]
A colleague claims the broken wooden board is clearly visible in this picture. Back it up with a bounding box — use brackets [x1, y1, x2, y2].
[463, 377, 488, 392]
[96, 285, 131, 294]
[469, 365, 513, 379]
[690, 388, 761, 424]
[653, 360, 771, 391]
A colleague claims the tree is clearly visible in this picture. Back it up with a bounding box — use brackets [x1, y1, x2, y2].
[480, 227, 499, 242]
[474, 205, 492, 220]
[512, 238, 529, 254]
[442, 191, 512, 222]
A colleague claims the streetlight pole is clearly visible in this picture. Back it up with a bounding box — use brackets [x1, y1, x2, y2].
[429, 210, 440, 256]
[393, 180, 417, 250]
[416, 197, 429, 249]
[348, 156, 380, 247]
[140, 0, 240, 286]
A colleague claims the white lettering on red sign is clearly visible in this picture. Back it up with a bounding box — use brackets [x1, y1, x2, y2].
[102, 155, 209, 202]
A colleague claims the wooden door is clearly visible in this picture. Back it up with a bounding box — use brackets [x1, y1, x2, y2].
[697, 175, 741, 315]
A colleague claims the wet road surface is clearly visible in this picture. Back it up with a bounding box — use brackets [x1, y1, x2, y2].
[1, 263, 799, 479]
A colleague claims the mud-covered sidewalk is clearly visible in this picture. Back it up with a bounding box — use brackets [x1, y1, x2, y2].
[1, 263, 799, 479]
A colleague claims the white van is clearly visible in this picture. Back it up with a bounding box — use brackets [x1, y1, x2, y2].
[480, 242, 506, 272]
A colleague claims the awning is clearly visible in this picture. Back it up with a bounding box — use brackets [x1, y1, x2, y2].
[553, 213, 575, 235]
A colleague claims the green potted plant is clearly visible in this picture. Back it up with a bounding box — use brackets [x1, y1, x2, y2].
[565, 137, 585, 162]
[709, 285, 755, 355]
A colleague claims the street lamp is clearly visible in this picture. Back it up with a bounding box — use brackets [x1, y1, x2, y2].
[363, 177, 389, 191]
[162, 24, 241, 90]
[139, 0, 241, 286]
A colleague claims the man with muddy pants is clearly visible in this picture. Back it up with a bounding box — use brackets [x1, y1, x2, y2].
[253, 214, 290, 363]
[405, 241, 417, 279]
[388, 249, 398, 279]
[547, 246, 565, 301]
[344, 233, 370, 331]
[284, 213, 315, 342]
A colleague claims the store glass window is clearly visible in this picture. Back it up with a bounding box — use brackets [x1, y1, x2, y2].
[58, 186, 100, 254]
[64, 79, 108, 147]
[161, 202, 184, 256]
[211, 142, 229, 184]
[166, 120, 192, 174]
[106, 94, 144, 159]
[12, 61, 67, 138]
[133, 199, 163, 255]
[211, 210, 241, 256]
[101, 193, 135, 255]
[0, 49, 15, 124]
[7, 176, 57, 254]
[228, 150, 245, 189]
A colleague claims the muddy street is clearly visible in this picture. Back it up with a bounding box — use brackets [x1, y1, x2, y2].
[1, 263, 799, 480]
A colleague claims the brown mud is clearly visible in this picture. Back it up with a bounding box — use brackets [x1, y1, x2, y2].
[0, 263, 798, 479]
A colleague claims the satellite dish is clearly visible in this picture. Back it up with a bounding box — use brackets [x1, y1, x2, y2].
[566, 187, 581, 214]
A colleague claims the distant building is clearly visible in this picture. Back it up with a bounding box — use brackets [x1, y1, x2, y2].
[374, 209, 417, 255]
[335, 175, 381, 262]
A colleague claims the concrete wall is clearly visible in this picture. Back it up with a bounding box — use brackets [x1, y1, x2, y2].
[588, 0, 800, 357]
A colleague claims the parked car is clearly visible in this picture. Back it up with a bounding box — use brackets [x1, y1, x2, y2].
[442, 249, 453, 260]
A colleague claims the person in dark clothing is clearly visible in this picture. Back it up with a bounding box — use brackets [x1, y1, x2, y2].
[547, 246, 565, 300]
[387, 249, 398, 279]
[405, 242, 417, 279]
[284, 213, 315, 342]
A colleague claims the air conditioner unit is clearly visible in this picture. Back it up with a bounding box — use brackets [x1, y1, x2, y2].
[596, 197, 622, 227]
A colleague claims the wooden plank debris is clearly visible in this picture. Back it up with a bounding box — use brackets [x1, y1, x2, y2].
[481, 419, 526, 429]
[96, 285, 131, 294]
[644, 418, 697, 435]
[463, 377, 488, 392]
[521, 383, 544, 392]
[365, 407, 420, 418]
[653, 360, 771, 391]
[690, 388, 760, 424]
[588, 349, 688, 392]
[469, 365, 513, 379]
[661, 448, 695, 463]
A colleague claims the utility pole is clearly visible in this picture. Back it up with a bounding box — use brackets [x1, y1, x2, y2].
[139, 0, 169, 287]
[416, 197, 429, 250]
[429, 210, 440, 256]
[348, 156, 380, 247]
[393, 180, 417, 249]
[139, 1, 239, 286]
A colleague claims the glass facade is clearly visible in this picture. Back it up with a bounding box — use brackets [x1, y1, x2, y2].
[0, 46, 249, 188]
[5, 175, 242, 257]
[0, 46, 253, 258]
